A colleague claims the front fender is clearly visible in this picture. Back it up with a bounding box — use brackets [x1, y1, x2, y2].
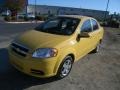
[53, 47, 76, 74]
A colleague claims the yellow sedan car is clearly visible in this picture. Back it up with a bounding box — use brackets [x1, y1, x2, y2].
[8, 15, 104, 78]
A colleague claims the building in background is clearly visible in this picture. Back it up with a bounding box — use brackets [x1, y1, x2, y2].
[25, 5, 109, 20]
[1, 0, 109, 21]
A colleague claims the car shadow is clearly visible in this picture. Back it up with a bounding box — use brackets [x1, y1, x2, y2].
[0, 48, 59, 90]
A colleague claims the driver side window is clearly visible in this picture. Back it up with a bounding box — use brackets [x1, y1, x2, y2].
[81, 20, 92, 33]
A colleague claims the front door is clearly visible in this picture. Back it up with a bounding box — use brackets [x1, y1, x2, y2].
[75, 19, 93, 60]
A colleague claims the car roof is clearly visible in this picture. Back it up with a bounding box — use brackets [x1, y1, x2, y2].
[58, 15, 92, 20]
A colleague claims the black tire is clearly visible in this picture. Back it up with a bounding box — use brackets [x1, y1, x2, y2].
[56, 56, 74, 79]
[92, 43, 101, 53]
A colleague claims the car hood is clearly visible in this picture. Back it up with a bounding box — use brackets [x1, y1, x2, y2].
[16, 30, 70, 50]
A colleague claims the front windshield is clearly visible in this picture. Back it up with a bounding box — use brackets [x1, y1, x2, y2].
[35, 17, 80, 35]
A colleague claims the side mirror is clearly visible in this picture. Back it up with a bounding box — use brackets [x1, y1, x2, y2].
[76, 34, 81, 42]
[80, 32, 90, 38]
[76, 32, 90, 42]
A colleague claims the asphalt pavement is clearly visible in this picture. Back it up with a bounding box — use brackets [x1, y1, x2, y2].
[0, 23, 120, 90]
[0, 23, 40, 48]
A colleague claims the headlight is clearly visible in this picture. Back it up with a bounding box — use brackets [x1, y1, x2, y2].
[32, 48, 58, 58]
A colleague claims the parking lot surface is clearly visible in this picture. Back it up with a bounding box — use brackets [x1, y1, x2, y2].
[0, 23, 120, 90]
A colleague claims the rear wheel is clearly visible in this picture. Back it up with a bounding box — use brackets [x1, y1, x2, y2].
[56, 56, 73, 79]
[92, 42, 101, 53]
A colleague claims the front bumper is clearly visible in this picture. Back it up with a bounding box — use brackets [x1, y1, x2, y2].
[9, 49, 57, 78]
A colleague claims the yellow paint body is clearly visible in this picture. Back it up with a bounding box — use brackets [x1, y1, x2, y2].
[8, 15, 104, 78]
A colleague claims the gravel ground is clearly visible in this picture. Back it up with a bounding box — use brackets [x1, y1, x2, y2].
[0, 25, 120, 90]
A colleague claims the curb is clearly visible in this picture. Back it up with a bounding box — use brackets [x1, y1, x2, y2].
[5, 21, 44, 24]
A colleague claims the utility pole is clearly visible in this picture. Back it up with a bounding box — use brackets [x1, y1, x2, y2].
[35, 0, 37, 16]
[35, 0, 37, 23]
[25, 0, 28, 17]
[104, 0, 110, 21]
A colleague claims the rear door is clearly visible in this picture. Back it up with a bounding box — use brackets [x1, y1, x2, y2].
[90, 19, 101, 48]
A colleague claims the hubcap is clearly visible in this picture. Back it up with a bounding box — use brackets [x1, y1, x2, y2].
[96, 44, 100, 52]
[61, 58, 72, 77]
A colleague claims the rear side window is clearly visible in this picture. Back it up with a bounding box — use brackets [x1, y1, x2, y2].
[81, 20, 92, 33]
[91, 19, 99, 31]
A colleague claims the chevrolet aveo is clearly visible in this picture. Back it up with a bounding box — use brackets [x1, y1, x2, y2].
[9, 15, 104, 78]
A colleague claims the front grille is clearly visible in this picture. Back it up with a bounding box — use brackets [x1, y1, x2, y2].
[11, 43, 29, 57]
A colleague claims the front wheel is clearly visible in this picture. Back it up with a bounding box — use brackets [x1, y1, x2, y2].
[56, 56, 73, 79]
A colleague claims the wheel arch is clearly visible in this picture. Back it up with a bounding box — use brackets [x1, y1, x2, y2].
[67, 53, 75, 62]
[100, 39, 102, 44]
[53, 52, 76, 75]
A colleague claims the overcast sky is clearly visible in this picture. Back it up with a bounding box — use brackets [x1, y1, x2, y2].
[29, 0, 120, 14]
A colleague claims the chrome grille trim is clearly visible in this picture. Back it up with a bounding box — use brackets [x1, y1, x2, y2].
[11, 42, 29, 57]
